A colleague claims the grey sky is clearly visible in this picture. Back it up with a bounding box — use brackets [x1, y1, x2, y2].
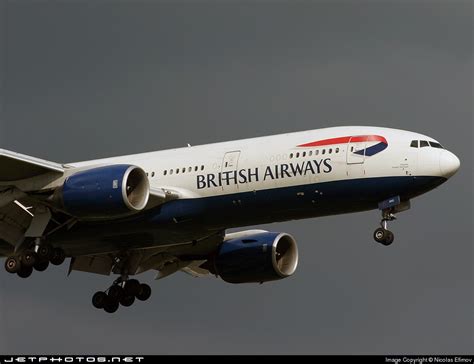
[0, 0, 472, 354]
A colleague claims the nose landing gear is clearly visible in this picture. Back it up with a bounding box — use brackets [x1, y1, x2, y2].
[373, 196, 411, 246]
[373, 211, 396, 246]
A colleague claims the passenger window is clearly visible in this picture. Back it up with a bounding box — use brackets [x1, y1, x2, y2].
[201, 165, 204, 171]
[176, 169, 179, 174]
[163, 170, 167, 176]
[302, 152, 306, 157]
[170, 169, 173, 175]
[195, 166, 198, 172]
[309, 151, 312, 156]
[296, 152, 300, 158]
[322, 149, 326, 155]
[335, 147, 339, 153]
[329, 148, 332, 154]
[151, 172, 155, 177]
[410, 140, 418, 148]
[420, 140, 429, 148]
[289, 153, 293, 159]
[182, 168, 186, 173]
[188, 167, 192, 172]
[315, 150, 319, 155]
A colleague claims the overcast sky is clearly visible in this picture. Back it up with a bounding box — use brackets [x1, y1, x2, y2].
[0, 0, 472, 354]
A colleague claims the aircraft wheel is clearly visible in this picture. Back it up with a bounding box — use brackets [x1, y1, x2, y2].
[382, 230, 395, 246]
[36, 244, 52, 262]
[120, 295, 135, 307]
[34, 260, 49, 272]
[50, 248, 66, 266]
[124, 279, 140, 296]
[92, 291, 108, 309]
[17, 265, 33, 278]
[373, 228, 387, 244]
[5, 256, 21, 274]
[21, 251, 37, 268]
[108, 285, 124, 301]
[103, 298, 120, 314]
[136, 284, 152, 301]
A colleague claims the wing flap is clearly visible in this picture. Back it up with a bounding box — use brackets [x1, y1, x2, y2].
[0, 149, 64, 181]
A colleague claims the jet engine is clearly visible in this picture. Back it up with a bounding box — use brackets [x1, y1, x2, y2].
[58, 165, 149, 218]
[210, 232, 299, 284]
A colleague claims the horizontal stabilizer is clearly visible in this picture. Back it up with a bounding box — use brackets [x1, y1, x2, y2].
[0, 149, 64, 182]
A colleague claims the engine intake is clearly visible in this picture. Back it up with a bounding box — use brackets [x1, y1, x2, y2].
[60, 165, 149, 218]
[212, 232, 298, 284]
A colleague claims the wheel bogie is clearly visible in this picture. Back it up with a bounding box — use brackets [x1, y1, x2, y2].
[92, 279, 152, 312]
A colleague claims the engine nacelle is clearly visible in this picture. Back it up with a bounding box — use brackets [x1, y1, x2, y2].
[59, 165, 150, 218]
[212, 232, 299, 284]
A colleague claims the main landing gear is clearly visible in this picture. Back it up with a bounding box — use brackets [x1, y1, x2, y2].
[4, 242, 66, 278]
[92, 277, 152, 314]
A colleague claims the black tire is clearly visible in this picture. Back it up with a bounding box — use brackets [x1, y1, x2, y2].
[36, 244, 52, 262]
[373, 228, 387, 243]
[5, 256, 21, 274]
[92, 291, 108, 309]
[50, 248, 66, 266]
[120, 295, 135, 307]
[108, 285, 124, 301]
[383, 230, 395, 246]
[34, 260, 50, 272]
[136, 284, 152, 301]
[103, 298, 120, 313]
[124, 279, 140, 296]
[21, 251, 37, 268]
[17, 266, 33, 278]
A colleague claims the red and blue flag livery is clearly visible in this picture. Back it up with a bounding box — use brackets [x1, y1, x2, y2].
[297, 135, 388, 156]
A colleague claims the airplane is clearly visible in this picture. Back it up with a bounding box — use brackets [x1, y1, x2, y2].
[0, 126, 460, 313]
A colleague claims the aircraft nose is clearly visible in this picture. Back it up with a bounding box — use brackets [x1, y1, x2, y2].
[439, 150, 460, 178]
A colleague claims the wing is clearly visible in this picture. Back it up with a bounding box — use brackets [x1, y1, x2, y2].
[0, 149, 64, 181]
[68, 232, 225, 278]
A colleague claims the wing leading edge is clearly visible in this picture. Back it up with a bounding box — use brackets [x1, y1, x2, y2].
[0, 149, 64, 181]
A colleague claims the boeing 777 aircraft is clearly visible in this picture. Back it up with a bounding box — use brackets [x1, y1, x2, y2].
[0, 126, 460, 313]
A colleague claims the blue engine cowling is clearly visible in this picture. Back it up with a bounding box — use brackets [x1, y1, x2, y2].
[60, 165, 150, 218]
[212, 232, 299, 284]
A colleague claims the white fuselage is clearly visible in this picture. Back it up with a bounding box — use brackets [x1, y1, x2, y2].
[70, 126, 457, 197]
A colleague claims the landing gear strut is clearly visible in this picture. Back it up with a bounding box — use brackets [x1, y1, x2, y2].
[92, 277, 152, 314]
[373, 209, 396, 246]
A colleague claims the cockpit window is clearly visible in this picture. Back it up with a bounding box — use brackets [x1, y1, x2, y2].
[429, 141, 444, 149]
[420, 140, 429, 148]
[410, 140, 418, 148]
